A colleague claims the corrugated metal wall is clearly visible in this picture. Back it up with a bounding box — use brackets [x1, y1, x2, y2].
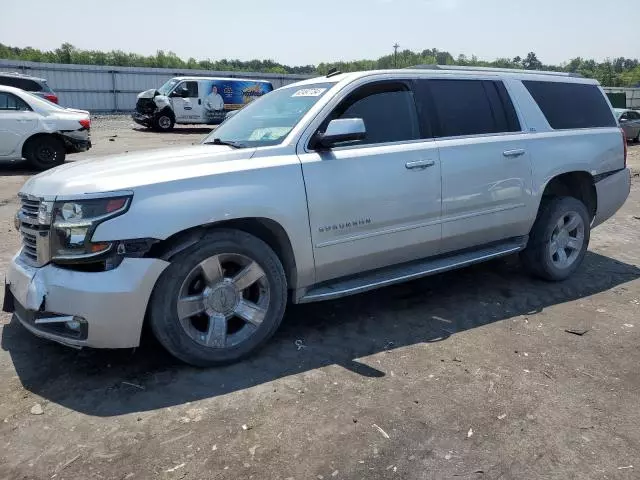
[603, 87, 640, 109]
[0, 59, 313, 112]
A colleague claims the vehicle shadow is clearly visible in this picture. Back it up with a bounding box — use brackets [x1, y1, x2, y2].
[2, 251, 639, 417]
[0, 160, 39, 176]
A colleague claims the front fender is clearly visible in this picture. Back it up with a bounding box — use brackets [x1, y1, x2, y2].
[91, 162, 316, 288]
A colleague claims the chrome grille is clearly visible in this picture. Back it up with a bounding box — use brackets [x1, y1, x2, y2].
[20, 197, 40, 221]
[18, 196, 50, 266]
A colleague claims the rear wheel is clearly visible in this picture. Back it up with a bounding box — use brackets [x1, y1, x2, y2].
[521, 196, 590, 281]
[149, 230, 288, 366]
[24, 135, 65, 170]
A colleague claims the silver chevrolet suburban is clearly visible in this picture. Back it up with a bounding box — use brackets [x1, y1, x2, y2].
[4, 66, 630, 366]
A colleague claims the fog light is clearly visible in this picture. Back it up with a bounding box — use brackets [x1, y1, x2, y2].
[65, 316, 85, 331]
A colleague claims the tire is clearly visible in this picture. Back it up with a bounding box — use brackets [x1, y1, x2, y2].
[149, 229, 288, 366]
[24, 135, 65, 170]
[521, 196, 590, 282]
[153, 111, 175, 132]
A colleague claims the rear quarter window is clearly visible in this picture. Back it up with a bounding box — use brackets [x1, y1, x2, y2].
[523, 81, 616, 129]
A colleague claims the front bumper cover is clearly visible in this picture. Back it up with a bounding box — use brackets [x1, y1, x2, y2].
[132, 112, 154, 127]
[3, 253, 169, 348]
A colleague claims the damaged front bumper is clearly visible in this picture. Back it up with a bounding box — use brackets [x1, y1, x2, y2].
[132, 112, 155, 127]
[3, 253, 168, 349]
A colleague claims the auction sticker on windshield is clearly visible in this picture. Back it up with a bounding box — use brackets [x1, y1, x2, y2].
[292, 88, 327, 97]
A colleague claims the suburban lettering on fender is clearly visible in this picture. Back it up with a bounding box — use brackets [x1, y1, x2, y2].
[318, 218, 372, 233]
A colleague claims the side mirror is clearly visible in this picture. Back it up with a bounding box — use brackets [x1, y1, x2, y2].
[313, 118, 366, 149]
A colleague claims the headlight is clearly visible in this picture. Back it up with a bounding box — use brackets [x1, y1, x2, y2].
[50, 196, 131, 262]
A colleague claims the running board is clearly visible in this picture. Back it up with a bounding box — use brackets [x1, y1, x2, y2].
[297, 236, 528, 303]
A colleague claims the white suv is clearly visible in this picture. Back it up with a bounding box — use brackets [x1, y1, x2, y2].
[3, 67, 630, 366]
[0, 86, 91, 170]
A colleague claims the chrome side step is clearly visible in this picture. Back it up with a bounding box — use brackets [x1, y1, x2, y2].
[298, 236, 528, 304]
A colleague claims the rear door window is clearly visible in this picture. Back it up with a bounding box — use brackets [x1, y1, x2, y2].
[417, 79, 520, 138]
[522, 81, 616, 129]
[0, 92, 31, 111]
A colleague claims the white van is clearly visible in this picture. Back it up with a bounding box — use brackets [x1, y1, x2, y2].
[132, 76, 273, 131]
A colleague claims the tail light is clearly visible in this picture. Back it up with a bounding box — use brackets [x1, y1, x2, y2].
[621, 128, 627, 168]
[79, 118, 91, 130]
[44, 93, 58, 104]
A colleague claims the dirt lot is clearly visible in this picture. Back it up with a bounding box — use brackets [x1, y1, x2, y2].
[0, 117, 639, 480]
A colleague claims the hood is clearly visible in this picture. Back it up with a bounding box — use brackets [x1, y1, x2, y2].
[20, 145, 257, 197]
[137, 88, 159, 99]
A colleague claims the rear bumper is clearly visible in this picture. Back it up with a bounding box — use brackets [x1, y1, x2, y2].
[61, 131, 91, 153]
[3, 253, 169, 349]
[592, 168, 631, 228]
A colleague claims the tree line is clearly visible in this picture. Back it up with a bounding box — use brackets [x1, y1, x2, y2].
[1, 43, 639, 87]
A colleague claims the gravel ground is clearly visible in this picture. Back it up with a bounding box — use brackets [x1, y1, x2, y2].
[0, 116, 639, 480]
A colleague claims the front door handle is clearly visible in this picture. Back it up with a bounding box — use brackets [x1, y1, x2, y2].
[503, 149, 526, 158]
[405, 160, 435, 170]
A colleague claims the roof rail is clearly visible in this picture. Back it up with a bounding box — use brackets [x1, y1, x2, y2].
[406, 64, 583, 78]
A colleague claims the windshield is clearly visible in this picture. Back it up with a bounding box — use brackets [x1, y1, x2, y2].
[158, 79, 180, 96]
[203, 83, 335, 148]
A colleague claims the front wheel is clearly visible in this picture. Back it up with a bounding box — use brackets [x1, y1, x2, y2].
[149, 230, 288, 366]
[153, 112, 175, 132]
[521, 196, 590, 281]
[24, 135, 66, 170]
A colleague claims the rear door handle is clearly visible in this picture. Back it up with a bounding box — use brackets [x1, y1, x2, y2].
[503, 149, 526, 158]
[405, 160, 435, 170]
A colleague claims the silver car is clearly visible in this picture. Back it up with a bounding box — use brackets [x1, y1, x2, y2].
[3, 66, 631, 366]
[615, 108, 640, 142]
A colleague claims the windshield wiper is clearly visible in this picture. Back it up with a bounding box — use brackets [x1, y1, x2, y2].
[204, 138, 246, 149]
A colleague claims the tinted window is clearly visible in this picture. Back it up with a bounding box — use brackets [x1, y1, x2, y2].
[493, 81, 521, 131]
[425, 79, 518, 137]
[330, 82, 419, 145]
[183, 81, 198, 98]
[0, 92, 31, 111]
[627, 111, 640, 120]
[0, 76, 42, 91]
[523, 81, 616, 129]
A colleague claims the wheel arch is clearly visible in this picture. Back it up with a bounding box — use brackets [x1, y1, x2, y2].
[21, 132, 65, 159]
[146, 217, 299, 289]
[157, 106, 176, 121]
[539, 171, 597, 220]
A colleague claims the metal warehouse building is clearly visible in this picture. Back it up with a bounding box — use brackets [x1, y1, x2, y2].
[0, 59, 311, 112]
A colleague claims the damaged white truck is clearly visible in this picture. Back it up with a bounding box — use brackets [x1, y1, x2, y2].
[0, 85, 91, 170]
[3, 67, 630, 366]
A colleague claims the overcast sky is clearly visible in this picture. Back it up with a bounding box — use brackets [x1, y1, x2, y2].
[2, 0, 637, 66]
